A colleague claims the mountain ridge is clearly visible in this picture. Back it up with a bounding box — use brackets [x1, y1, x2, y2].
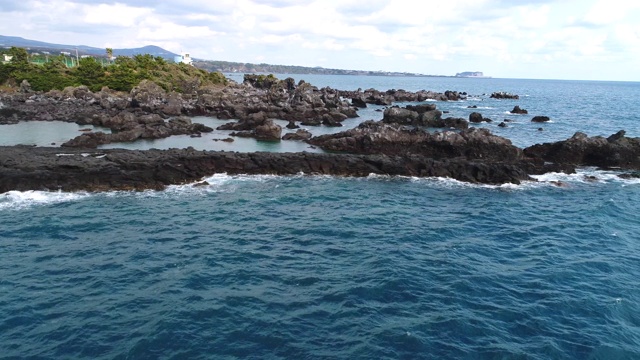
[0, 35, 178, 59]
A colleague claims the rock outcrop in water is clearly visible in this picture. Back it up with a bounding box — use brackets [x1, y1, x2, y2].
[338, 88, 465, 105]
[531, 116, 551, 123]
[308, 120, 522, 162]
[381, 104, 468, 129]
[3, 129, 640, 192]
[0, 146, 539, 193]
[62, 115, 212, 148]
[510, 106, 528, 114]
[490, 92, 519, 99]
[524, 130, 640, 169]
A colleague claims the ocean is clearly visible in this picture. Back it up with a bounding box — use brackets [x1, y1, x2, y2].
[1, 76, 640, 359]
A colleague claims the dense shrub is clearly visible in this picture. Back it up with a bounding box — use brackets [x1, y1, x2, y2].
[0, 47, 227, 93]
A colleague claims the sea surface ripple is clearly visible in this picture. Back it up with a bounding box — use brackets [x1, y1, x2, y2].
[1, 174, 639, 359]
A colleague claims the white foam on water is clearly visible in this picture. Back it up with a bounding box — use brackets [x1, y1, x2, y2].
[530, 171, 585, 184]
[56, 152, 107, 158]
[406, 175, 533, 191]
[366, 173, 392, 180]
[151, 173, 290, 197]
[0, 190, 89, 211]
[459, 106, 494, 110]
[531, 168, 640, 186]
[92, 167, 640, 200]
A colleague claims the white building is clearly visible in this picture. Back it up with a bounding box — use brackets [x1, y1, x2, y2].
[174, 52, 192, 65]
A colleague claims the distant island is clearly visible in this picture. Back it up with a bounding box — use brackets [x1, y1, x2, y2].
[455, 71, 491, 78]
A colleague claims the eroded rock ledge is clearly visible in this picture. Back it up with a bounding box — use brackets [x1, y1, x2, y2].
[0, 146, 538, 193]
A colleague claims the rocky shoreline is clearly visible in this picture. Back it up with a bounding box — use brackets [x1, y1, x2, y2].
[2, 127, 639, 193]
[2, 76, 640, 193]
[0, 146, 534, 192]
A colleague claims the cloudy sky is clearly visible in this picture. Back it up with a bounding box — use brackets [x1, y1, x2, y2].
[1, 0, 639, 81]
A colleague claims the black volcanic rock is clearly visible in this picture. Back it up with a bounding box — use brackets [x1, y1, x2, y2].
[282, 129, 312, 141]
[469, 112, 484, 123]
[308, 120, 522, 162]
[351, 97, 367, 108]
[469, 112, 492, 124]
[381, 104, 460, 128]
[531, 116, 550, 123]
[0, 146, 540, 193]
[382, 107, 420, 124]
[255, 119, 282, 141]
[61, 114, 212, 148]
[490, 92, 519, 99]
[524, 131, 640, 169]
[511, 106, 528, 114]
[439, 117, 469, 130]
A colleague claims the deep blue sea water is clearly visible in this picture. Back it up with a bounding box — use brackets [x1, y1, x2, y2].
[2, 76, 640, 359]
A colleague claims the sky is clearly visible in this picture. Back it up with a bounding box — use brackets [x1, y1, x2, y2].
[1, 0, 639, 81]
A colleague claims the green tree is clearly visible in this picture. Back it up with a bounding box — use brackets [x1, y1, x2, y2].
[133, 54, 159, 70]
[73, 57, 105, 91]
[114, 56, 135, 68]
[106, 48, 113, 64]
[8, 47, 29, 65]
[155, 56, 166, 66]
[0, 63, 11, 84]
[105, 64, 139, 91]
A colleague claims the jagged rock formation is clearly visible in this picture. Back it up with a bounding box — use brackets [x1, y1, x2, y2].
[381, 104, 468, 129]
[308, 121, 522, 162]
[524, 130, 640, 169]
[0, 146, 536, 192]
[490, 92, 519, 99]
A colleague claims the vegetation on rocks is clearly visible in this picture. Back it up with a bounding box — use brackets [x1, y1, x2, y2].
[0, 47, 227, 93]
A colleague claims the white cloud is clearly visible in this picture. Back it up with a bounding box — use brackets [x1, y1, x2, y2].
[582, 0, 640, 26]
[0, 0, 639, 80]
[83, 3, 152, 27]
[137, 17, 221, 41]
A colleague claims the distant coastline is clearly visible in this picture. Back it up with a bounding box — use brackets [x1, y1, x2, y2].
[2, 34, 490, 79]
[193, 60, 451, 78]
